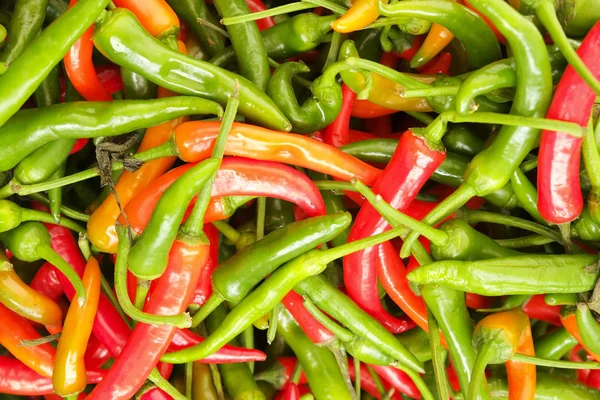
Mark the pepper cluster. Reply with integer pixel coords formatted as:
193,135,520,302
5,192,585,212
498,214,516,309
0,0,600,399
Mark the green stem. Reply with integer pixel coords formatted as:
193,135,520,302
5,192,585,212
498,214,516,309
583,117,600,188
536,2,600,96
405,111,435,125
323,31,344,72
191,293,224,327
427,309,450,400
467,341,493,400
241,325,255,373
19,332,61,347
182,87,239,237
344,57,429,90
402,86,459,99
185,361,193,399
222,2,315,25
366,365,386,396
321,61,374,99
400,366,435,400
352,179,449,246
148,368,187,400
256,197,266,241
291,360,304,384
302,0,347,15
21,208,85,234
27,193,90,222
211,220,242,244
511,353,600,369
37,245,86,304
266,303,280,345
114,225,192,328
353,358,361,399
135,280,150,312
303,297,354,342
314,180,357,192
495,235,555,249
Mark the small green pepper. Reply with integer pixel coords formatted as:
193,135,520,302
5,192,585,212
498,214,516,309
575,303,600,355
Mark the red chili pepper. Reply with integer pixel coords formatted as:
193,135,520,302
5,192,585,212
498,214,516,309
416,52,452,75
282,290,335,345
279,382,301,400
83,335,112,369
370,365,420,399
561,314,600,364
344,131,446,333
322,84,356,147
94,64,124,95
29,262,64,302
348,361,403,400
0,356,104,396
246,0,276,31
537,22,600,224
522,294,562,326
570,345,591,384
64,0,113,102
587,369,600,389
465,292,494,310
125,158,326,236
112,0,180,38
394,35,423,62
190,223,220,305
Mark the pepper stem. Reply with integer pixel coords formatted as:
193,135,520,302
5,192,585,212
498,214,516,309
402,86,460,99
344,57,430,91
20,208,85,234
222,2,314,25
511,353,600,369
495,234,554,249
352,179,449,246
321,61,374,99
399,366,436,400
400,184,477,258
427,309,450,400
36,245,86,304
114,225,192,328
148,368,187,400
536,2,600,96
467,340,494,400
303,296,354,342
191,293,224,327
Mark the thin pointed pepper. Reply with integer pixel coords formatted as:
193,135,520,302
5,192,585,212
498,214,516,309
323,84,356,148
0,303,56,378
53,257,101,396
537,21,600,224
281,290,335,345
30,262,64,302
0,251,62,333
343,130,445,333
0,0,49,66
332,0,389,33
534,327,578,361
410,0,456,69
400,0,553,256
0,0,111,127
190,223,219,305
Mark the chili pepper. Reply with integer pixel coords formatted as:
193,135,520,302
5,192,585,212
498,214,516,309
469,309,535,400
575,303,600,355
205,303,265,400
264,198,296,234
416,51,452,75
0,222,86,301
0,0,49,66
522,295,562,326
193,213,349,325
0,251,62,332
411,19,455,68
0,303,56,378
34,65,60,108
534,327,579,360
379,1,500,69
0,0,110,127
0,97,222,174
113,0,179,38
244,0,275,30
192,362,219,400
122,68,158,100
322,84,356,147
463,0,505,44
343,130,445,333
84,335,112,369
30,262,64,302
0,200,84,233
407,253,600,295
489,371,600,399
537,22,600,224
190,223,219,305
281,290,335,345
164,225,424,369
211,13,335,67
400,0,553,256
553,0,600,37
165,0,226,57
277,308,354,400
93,8,290,131
332,0,388,33
53,256,101,396
267,61,342,133
0,356,105,396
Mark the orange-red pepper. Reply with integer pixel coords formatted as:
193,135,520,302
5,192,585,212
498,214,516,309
112,0,180,38
411,14,456,68
561,312,600,363
53,257,101,396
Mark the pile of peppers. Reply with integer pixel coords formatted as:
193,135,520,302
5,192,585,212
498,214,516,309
2,0,600,399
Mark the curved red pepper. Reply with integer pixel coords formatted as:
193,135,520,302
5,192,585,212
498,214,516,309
0,356,105,396
343,131,446,333
322,84,356,147
370,364,420,399
348,361,403,400
125,157,326,235
83,335,112,369
394,35,423,62
246,0,276,31
537,22,600,224
282,290,335,345
29,262,64,302
416,52,452,75
522,294,561,326
190,223,220,305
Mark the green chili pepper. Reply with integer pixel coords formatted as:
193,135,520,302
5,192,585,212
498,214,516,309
166,0,226,57
308,172,349,247
441,126,485,158
267,61,342,133
0,221,86,301
510,168,546,224
211,13,335,66
213,0,270,91
546,293,579,306
45,0,67,24
34,64,60,107
192,212,352,325
378,0,500,69
487,372,600,400
534,327,579,361
576,302,600,354
127,159,220,280
205,304,265,400
264,198,295,234
121,68,157,100
13,139,77,185
339,140,517,209
397,328,432,364
354,27,383,62
0,199,84,234
408,254,600,295
277,307,354,400
0,0,49,66
92,8,291,131
426,76,511,115
0,0,110,127
0,97,222,174
555,0,600,37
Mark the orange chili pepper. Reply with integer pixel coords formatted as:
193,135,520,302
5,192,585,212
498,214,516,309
112,0,180,38
410,1,457,68
561,312,600,363
53,257,101,396
0,258,62,334
0,303,56,378
87,42,188,254
332,0,389,33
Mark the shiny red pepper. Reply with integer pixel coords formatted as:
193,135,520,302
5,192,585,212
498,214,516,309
322,84,357,147
343,131,446,333
282,290,335,345
416,52,452,75
190,223,220,305
537,22,600,224
522,294,562,326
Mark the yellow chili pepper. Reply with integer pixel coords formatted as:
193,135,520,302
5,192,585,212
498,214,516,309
411,23,455,68
332,0,389,33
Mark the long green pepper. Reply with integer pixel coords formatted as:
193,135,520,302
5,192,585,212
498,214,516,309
0,0,50,66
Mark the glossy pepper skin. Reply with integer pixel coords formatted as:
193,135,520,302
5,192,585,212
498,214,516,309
0,97,222,173
210,13,335,66
332,0,388,33
0,0,49,66
0,0,111,127
344,131,445,333
213,0,270,91
113,0,180,38
537,21,600,224
92,9,291,131
268,61,342,134
379,1,501,69
53,257,101,396
561,311,600,363
488,372,600,400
